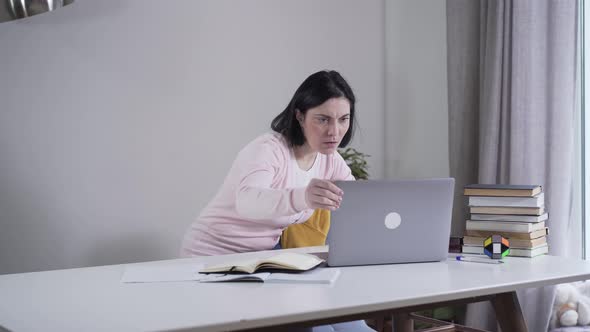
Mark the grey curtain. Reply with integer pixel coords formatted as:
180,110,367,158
447,0,578,331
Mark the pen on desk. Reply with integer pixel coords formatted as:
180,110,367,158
456,256,503,264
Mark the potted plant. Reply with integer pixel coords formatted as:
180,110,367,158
338,147,370,180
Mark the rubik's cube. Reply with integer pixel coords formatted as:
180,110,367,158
483,235,510,259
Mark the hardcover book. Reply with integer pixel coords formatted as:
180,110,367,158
464,184,542,197
462,244,549,258
465,220,546,233
469,206,544,216
464,227,549,240
468,193,544,208
463,235,547,249
470,213,548,223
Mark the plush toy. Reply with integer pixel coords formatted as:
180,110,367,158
551,282,590,328
575,282,590,326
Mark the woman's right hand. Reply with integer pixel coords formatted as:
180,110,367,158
305,179,343,211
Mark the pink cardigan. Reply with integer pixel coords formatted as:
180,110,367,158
180,132,354,256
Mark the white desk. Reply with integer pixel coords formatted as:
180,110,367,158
1,246,590,332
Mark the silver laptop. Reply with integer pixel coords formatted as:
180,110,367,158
326,178,455,267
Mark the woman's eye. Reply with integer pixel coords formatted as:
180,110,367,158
318,118,328,123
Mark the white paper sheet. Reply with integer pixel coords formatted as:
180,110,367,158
266,268,341,284
121,263,205,283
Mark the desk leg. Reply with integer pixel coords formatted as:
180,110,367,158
393,313,413,332
490,291,528,332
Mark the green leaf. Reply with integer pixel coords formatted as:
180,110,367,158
337,147,370,180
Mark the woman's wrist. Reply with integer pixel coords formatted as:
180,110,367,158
292,187,309,212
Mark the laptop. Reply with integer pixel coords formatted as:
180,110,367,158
326,178,455,267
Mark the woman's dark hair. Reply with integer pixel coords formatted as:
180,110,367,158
271,70,356,147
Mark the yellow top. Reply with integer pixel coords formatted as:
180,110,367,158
281,209,330,248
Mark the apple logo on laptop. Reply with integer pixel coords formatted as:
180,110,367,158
384,212,402,229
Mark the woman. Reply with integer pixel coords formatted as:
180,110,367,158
181,70,373,331
181,70,357,257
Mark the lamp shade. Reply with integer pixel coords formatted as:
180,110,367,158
1,0,74,23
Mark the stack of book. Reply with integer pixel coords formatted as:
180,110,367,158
461,184,549,258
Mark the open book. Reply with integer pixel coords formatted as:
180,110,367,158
200,252,324,274
200,268,340,284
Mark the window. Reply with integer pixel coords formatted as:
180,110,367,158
582,0,588,259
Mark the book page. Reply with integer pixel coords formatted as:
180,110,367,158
199,272,271,283
198,269,340,284
257,253,323,271
201,258,260,274
267,268,340,284
201,252,324,274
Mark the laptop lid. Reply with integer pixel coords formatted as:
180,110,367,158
326,178,455,267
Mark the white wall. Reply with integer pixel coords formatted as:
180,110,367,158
384,1,449,179
0,0,386,274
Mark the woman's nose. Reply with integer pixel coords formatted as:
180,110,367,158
327,122,338,136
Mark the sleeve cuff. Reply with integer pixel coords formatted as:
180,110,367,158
292,187,309,212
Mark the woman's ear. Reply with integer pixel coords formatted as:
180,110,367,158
295,109,304,123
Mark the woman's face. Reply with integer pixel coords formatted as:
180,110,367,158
297,97,351,155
